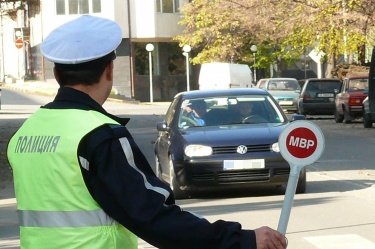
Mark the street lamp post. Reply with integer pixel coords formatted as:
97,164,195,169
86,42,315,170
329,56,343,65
250,45,258,84
182,45,191,91
146,43,154,103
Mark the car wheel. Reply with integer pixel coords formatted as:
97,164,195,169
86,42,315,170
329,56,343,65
363,107,373,128
169,156,189,199
334,108,344,123
155,154,163,180
296,168,307,194
343,108,352,124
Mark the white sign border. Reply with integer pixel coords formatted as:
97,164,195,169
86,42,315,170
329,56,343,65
279,120,325,167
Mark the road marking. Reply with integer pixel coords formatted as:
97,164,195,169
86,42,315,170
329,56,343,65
0,198,17,205
305,234,375,249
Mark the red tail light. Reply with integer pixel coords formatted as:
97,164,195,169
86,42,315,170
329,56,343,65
349,97,362,105
303,94,311,99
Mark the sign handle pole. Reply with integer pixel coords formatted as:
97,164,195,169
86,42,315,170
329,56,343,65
277,163,301,235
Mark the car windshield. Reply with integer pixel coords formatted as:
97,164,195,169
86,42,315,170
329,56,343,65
178,95,285,128
267,79,300,91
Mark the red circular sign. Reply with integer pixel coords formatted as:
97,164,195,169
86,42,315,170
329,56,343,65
15,39,23,49
285,127,317,158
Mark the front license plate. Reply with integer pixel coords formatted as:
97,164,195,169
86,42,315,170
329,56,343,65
279,101,293,105
317,93,334,97
223,159,265,170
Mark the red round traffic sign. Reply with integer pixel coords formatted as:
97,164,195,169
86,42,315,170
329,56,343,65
286,127,317,159
15,39,23,49
279,120,324,167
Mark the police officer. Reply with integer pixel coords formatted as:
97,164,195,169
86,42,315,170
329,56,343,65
7,15,287,249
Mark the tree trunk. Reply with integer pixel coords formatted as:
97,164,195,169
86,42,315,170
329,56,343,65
325,54,336,78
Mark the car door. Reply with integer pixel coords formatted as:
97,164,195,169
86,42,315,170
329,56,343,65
335,78,348,114
156,97,180,173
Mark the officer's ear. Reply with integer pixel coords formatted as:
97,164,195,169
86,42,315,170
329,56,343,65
53,67,61,84
104,60,114,81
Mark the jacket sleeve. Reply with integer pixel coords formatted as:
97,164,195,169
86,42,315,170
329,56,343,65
78,124,256,249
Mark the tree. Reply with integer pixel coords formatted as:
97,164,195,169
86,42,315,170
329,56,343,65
175,0,254,65
175,0,375,77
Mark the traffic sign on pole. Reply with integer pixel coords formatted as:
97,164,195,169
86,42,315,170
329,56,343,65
277,120,325,235
15,39,23,49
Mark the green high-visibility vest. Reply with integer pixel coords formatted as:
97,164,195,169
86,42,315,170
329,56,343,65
7,108,137,249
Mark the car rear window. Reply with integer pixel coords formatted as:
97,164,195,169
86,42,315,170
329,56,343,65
268,79,300,91
306,81,341,92
348,78,368,92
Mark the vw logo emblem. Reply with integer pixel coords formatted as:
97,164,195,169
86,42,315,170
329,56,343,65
237,145,247,154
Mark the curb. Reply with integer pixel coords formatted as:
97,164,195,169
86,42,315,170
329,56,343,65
0,82,172,106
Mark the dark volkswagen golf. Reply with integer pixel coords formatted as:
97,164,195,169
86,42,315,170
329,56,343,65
154,88,306,199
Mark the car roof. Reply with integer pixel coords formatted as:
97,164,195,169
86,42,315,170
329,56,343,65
174,88,269,100
267,78,298,81
304,78,341,82
344,75,368,79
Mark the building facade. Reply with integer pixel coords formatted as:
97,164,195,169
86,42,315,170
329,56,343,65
2,0,197,102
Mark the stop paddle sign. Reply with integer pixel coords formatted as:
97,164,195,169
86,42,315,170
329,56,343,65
277,120,325,235
279,120,324,167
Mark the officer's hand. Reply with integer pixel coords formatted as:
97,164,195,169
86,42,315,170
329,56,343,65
254,226,287,249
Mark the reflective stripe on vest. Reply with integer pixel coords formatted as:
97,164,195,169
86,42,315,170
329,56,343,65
8,108,138,249
19,209,118,227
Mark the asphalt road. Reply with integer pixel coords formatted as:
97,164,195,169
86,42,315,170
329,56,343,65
2,88,375,249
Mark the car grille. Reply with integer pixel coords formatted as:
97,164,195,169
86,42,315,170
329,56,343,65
191,168,289,183
212,144,270,154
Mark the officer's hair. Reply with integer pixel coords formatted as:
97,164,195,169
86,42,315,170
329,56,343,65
54,51,116,86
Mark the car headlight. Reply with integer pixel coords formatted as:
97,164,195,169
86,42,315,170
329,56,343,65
184,145,213,157
271,142,280,152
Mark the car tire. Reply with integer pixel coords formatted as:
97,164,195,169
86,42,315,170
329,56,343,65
169,156,189,199
343,109,352,124
363,107,373,128
334,108,344,123
296,168,307,194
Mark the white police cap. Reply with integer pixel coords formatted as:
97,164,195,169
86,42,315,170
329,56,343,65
41,15,122,64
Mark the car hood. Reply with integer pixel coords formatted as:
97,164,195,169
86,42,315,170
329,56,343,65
180,123,288,146
268,90,299,99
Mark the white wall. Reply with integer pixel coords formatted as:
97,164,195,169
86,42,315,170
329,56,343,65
130,0,184,39
41,0,118,39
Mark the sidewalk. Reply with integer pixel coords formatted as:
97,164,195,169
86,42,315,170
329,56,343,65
0,80,148,104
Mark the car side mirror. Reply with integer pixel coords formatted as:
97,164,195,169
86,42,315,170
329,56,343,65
289,114,306,122
156,122,169,131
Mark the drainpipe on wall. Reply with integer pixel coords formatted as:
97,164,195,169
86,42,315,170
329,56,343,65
0,10,5,82
127,0,135,98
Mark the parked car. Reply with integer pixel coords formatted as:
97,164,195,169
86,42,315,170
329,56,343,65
154,88,306,199
334,75,368,123
256,78,269,87
256,78,300,113
297,78,342,115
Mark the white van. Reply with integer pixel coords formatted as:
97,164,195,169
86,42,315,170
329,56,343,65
198,62,253,90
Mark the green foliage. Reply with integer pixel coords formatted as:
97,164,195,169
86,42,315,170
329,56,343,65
174,0,375,74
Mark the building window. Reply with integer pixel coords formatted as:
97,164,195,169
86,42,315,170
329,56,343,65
156,0,181,13
166,43,185,75
56,0,65,15
56,0,101,15
69,0,89,14
134,43,159,76
92,0,101,13
173,0,180,12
